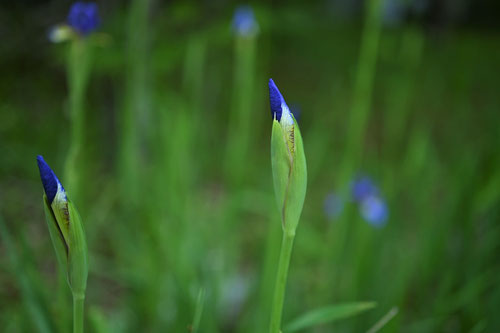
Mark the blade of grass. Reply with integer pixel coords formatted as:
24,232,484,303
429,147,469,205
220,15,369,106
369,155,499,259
284,301,376,332
191,288,206,333
366,307,399,333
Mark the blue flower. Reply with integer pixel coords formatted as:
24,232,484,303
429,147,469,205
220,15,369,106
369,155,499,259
232,6,259,37
382,0,406,26
67,2,100,36
324,192,344,220
360,195,388,227
268,79,293,123
351,176,379,202
36,155,66,204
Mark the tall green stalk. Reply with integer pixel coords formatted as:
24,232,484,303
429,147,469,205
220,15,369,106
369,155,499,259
225,34,257,186
64,39,92,204
61,38,91,332
119,0,151,206
73,295,85,333
269,231,295,333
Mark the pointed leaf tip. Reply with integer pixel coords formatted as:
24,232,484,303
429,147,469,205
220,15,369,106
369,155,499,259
269,78,286,122
36,155,63,204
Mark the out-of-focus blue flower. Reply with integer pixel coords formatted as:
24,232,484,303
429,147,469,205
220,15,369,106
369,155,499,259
268,78,292,123
382,0,406,26
36,155,66,204
232,5,259,37
67,2,100,36
360,195,388,227
324,192,344,220
351,176,379,202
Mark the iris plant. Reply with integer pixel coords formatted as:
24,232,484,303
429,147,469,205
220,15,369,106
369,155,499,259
48,2,101,204
37,156,88,333
49,2,100,43
225,5,259,185
268,79,307,333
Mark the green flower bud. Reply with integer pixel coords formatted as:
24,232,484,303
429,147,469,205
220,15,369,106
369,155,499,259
269,79,307,234
37,156,88,297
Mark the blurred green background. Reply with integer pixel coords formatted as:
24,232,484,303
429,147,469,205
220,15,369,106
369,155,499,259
1,0,500,332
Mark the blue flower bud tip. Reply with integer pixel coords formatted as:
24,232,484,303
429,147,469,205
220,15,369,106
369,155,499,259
36,155,64,204
67,2,100,36
269,78,288,122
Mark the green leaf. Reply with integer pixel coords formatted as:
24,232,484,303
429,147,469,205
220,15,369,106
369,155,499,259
283,117,307,234
284,302,377,332
271,116,307,234
366,307,398,333
271,119,291,228
67,200,88,297
192,288,206,333
43,194,68,275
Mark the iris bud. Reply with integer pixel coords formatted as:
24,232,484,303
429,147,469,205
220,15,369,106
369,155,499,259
37,155,88,297
269,79,307,234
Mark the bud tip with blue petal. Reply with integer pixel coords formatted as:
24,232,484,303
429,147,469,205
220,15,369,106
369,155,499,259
37,155,64,204
269,78,288,122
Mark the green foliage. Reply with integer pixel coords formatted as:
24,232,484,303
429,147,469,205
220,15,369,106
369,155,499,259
191,289,206,333
284,302,376,332
1,1,499,332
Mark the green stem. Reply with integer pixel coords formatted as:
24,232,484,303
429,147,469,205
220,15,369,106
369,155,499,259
73,294,85,333
269,231,295,333
225,35,256,186
65,39,91,203
119,0,151,206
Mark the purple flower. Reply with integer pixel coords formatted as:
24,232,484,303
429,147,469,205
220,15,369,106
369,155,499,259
351,176,379,202
36,155,65,204
232,6,259,37
268,79,292,122
324,192,344,220
67,2,100,36
360,196,388,227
